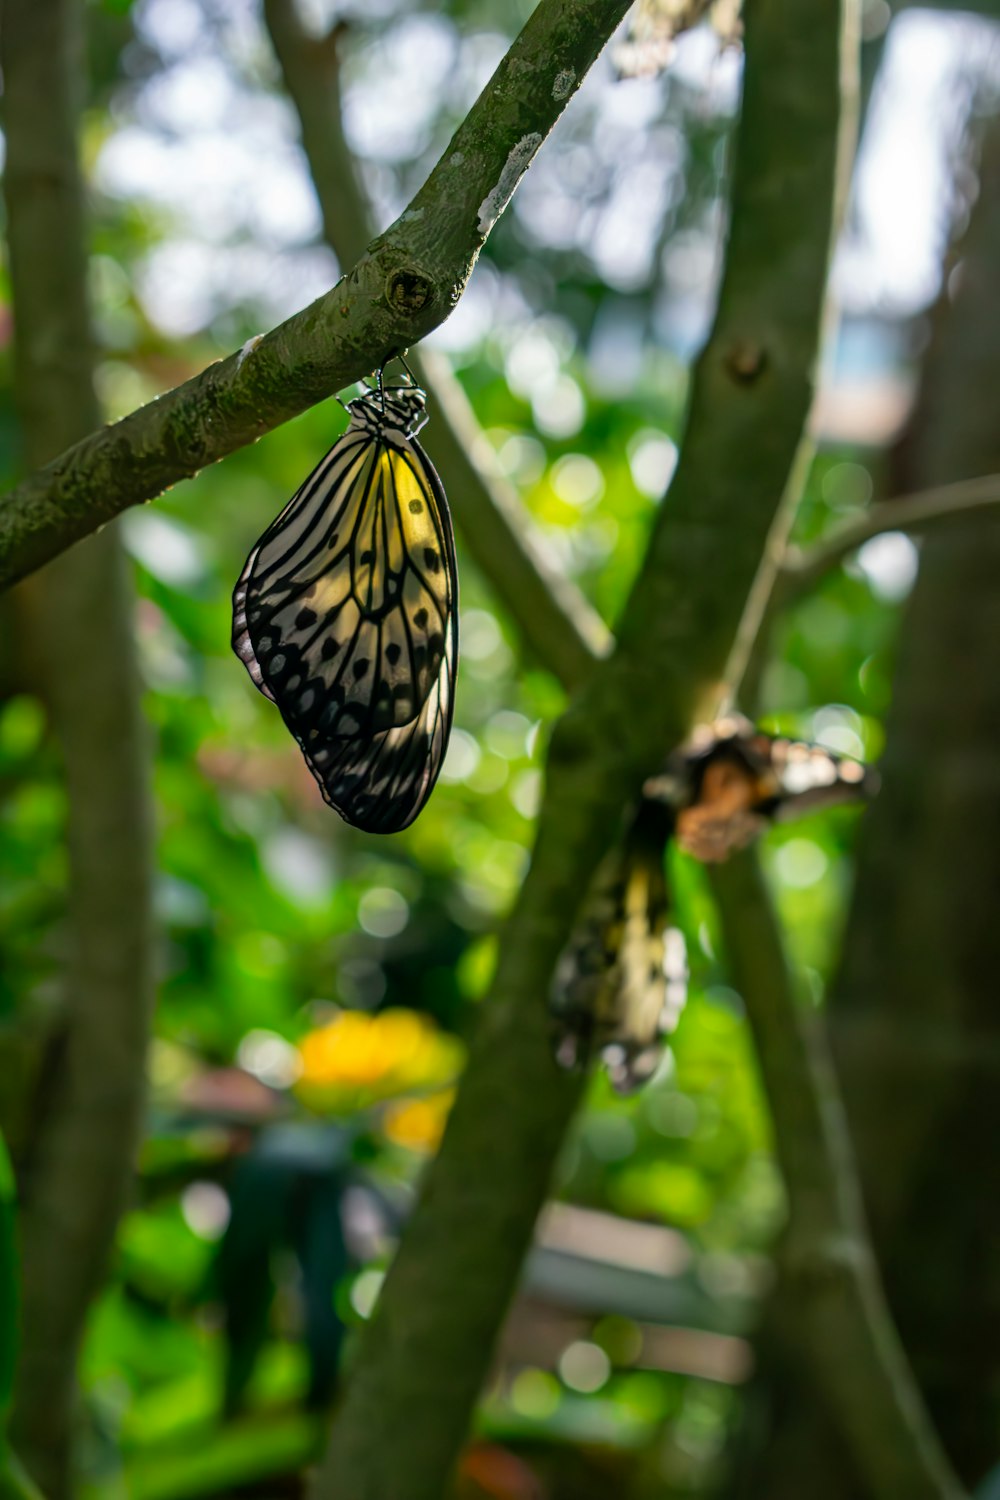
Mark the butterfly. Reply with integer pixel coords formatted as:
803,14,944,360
644,713,878,862
551,796,688,1093
233,372,458,834
551,714,877,1090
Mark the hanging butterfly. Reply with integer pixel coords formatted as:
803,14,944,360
232,367,458,834
551,797,688,1093
551,714,877,1091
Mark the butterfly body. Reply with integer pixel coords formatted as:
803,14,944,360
233,382,458,833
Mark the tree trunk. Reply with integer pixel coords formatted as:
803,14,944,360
1,2,154,1493
741,112,1000,1498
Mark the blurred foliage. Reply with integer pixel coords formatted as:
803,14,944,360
0,0,990,1495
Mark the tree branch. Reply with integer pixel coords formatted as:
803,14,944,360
0,0,634,594
733,470,1000,711
1,2,154,1494
312,2,858,1495
0,1134,43,1500
262,0,610,690
777,472,1000,604
710,851,965,1500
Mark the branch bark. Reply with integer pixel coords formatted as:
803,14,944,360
0,0,634,594
262,0,610,690
711,853,965,1500
1,2,154,1494
311,3,857,1496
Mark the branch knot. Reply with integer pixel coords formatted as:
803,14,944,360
725,341,767,384
386,267,435,316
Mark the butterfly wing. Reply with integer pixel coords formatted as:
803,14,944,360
755,735,876,818
300,439,457,834
233,423,458,833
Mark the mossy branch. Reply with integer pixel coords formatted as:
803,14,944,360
0,0,634,593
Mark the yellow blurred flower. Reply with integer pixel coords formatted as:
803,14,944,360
295,1008,464,1111
383,1091,454,1152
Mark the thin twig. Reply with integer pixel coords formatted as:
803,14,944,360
734,471,1000,710
777,472,1000,604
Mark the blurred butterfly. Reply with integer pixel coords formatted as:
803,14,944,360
551,714,877,1091
551,797,688,1093
644,713,879,862
233,369,458,834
